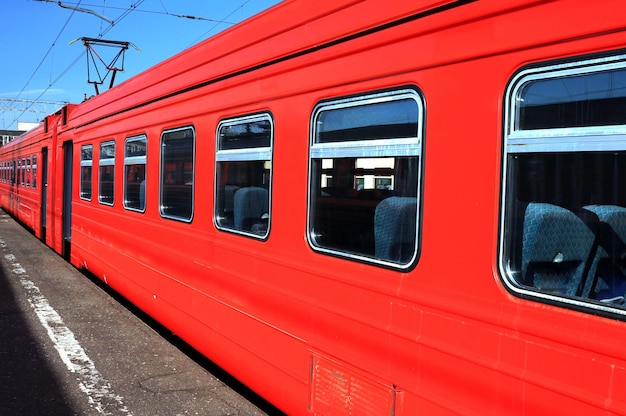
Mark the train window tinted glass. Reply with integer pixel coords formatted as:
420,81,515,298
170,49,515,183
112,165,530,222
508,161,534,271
308,89,423,269
124,135,147,212
215,113,272,239
26,157,31,188
99,141,115,205
20,158,25,186
160,127,194,222
317,99,418,143
32,155,36,189
502,54,626,318
218,117,272,150
80,145,93,200
517,67,626,130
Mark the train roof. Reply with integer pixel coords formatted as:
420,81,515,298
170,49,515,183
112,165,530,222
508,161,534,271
67,0,469,126
0,123,45,151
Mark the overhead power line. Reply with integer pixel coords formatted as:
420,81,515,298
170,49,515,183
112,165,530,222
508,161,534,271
56,1,114,24
0,98,69,114
6,0,251,129
4,0,145,129
36,1,236,24
0,0,81,121
0,98,69,129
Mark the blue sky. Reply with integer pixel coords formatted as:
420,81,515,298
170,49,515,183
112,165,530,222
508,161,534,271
0,0,281,129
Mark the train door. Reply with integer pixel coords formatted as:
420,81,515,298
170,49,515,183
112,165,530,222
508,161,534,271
62,141,72,260
40,147,48,243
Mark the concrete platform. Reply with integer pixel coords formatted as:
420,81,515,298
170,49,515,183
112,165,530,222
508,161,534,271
0,210,282,416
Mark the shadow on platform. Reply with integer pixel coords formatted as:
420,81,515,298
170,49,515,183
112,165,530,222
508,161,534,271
0,259,75,415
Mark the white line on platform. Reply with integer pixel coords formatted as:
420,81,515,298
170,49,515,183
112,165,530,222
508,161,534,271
0,238,132,415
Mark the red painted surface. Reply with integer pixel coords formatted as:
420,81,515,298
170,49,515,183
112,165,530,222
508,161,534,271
2,1,626,414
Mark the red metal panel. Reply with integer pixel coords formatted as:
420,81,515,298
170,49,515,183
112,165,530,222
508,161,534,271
310,353,397,416
3,1,626,415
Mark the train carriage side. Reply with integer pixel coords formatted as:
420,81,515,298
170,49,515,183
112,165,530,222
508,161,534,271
0,123,51,239
27,0,626,415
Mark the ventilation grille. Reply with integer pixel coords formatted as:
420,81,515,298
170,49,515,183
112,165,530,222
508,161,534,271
309,353,397,415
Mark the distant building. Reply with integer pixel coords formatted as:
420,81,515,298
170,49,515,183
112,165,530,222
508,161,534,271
17,121,40,131
0,129,26,146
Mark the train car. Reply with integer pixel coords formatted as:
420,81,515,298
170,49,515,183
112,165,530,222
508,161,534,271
0,121,48,238
3,0,626,414
0,105,78,254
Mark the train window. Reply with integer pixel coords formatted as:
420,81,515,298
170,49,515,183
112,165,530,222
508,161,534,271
160,126,194,222
26,157,31,188
32,155,36,190
215,113,273,239
99,141,115,205
80,145,93,200
501,53,626,317
124,135,147,212
20,158,25,186
308,88,424,269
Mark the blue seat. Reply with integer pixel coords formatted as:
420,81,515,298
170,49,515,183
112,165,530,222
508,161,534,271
374,196,417,263
521,202,596,296
583,205,626,301
233,187,269,232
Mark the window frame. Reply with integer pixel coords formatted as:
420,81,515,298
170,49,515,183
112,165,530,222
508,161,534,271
98,140,116,206
214,112,274,239
159,126,195,223
500,52,626,318
25,156,31,188
123,134,147,213
80,144,93,201
32,155,37,189
307,87,425,270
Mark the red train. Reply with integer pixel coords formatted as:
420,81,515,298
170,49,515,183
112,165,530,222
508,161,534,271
2,0,626,414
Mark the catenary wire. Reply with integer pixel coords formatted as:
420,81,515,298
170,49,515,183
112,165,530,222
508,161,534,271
0,1,82,121
6,0,146,129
